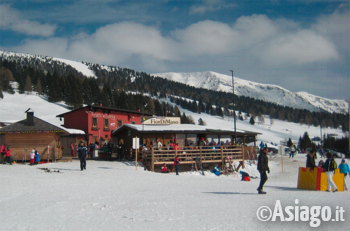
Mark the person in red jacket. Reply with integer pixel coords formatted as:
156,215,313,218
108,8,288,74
70,142,75,157
161,163,169,173
4,146,12,165
174,155,180,175
0,144,6,163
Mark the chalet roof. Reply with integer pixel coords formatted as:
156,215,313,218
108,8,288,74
56,105,153,117
112,124,260,136
0,116,70,134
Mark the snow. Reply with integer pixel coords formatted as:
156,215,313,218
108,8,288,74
0,83,349,230
0,91,84,134
0,155,348,230
153,71,348,114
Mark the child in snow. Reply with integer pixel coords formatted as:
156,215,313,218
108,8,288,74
161,163,169,173
30,150,35,165
34,148,40,165
212,165,220,176
338,159,350,191
240,171,251,181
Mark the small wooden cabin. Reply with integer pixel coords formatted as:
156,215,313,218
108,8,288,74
0,110,69,161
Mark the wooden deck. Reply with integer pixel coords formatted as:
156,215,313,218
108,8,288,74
141,146,245,172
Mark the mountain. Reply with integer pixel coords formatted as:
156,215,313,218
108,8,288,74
0,50,347,114
152,71,348,114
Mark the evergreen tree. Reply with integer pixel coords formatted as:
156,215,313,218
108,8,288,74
36,78,43,95
154,99,163,116
24,75,32,93
287,138,293,147
198,118,207,126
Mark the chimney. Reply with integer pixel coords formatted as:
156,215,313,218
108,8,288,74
25,108,34,126
137,108,141,112
99,102,103,107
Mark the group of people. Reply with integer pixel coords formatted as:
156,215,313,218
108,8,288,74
1,144,12,165
29,148,40,165
306,148,350,192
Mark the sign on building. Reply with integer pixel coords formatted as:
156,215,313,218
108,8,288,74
141,117,181,125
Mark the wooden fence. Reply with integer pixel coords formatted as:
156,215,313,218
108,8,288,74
141,146,245,172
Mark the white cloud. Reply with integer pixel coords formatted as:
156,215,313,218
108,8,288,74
0,4,57,37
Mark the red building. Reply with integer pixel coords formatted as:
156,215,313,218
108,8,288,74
56,104,152,145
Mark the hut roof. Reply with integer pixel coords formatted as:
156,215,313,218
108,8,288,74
0,116,76,134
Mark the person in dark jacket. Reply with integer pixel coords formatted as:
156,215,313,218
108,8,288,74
77,142,88,171
117,139,125,160
323,152,338,192
257,147,269,194
306,149,317,168
107,139,114,158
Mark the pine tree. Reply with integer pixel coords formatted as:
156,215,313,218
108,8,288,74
287,138,293,147
36,78,43,95
24,75,32,93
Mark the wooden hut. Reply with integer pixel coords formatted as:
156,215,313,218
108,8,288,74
0,109,70,161
112,124,260,172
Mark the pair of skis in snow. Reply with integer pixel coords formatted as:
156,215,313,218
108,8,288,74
191,156,204,175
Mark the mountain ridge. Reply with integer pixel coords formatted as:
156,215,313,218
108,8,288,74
152,71,348,114
0,50,347,114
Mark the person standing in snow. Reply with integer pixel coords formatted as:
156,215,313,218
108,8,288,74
77,142,88,171
323,152,338,192
34,148,40,165
3,146,12,165
107,139,114,158
259,141,264,150
30,149,35,165
174,155,180,175
289,145,296,158
117,139,125,160
257,147,269,194
306,149,317,168
338,159,350,191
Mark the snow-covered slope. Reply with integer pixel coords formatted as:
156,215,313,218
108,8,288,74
0,88,345,145
153,71,348,114
0,51,96,78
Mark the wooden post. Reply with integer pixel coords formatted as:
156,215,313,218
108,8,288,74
220,146,223,161
135,136,138,171
242,145,245,160
151,147,154,172
281,145,283,173
199,146,202,162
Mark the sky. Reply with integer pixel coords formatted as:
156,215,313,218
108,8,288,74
0,0,349,100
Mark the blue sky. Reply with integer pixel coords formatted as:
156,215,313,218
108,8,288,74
0,0,349,100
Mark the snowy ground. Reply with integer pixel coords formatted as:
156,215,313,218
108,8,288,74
1,155,349,231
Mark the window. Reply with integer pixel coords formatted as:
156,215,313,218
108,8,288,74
118,120,123,128
104,119,109,130
131,121,136,124
92,118,98,130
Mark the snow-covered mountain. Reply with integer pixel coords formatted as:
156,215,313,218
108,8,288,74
152,71,348,114
1,50,347,114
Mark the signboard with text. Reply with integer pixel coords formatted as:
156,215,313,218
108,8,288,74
141,117,181,125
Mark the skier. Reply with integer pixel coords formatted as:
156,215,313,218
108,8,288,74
289,145,296,158
257,147,269,194
77,142,88,171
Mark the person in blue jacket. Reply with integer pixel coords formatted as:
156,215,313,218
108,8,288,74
212,165,220,176
34,148,40,165
77,142,88,171
339,159,350,191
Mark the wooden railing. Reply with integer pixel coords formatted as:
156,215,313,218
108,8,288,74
141,146,243,171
